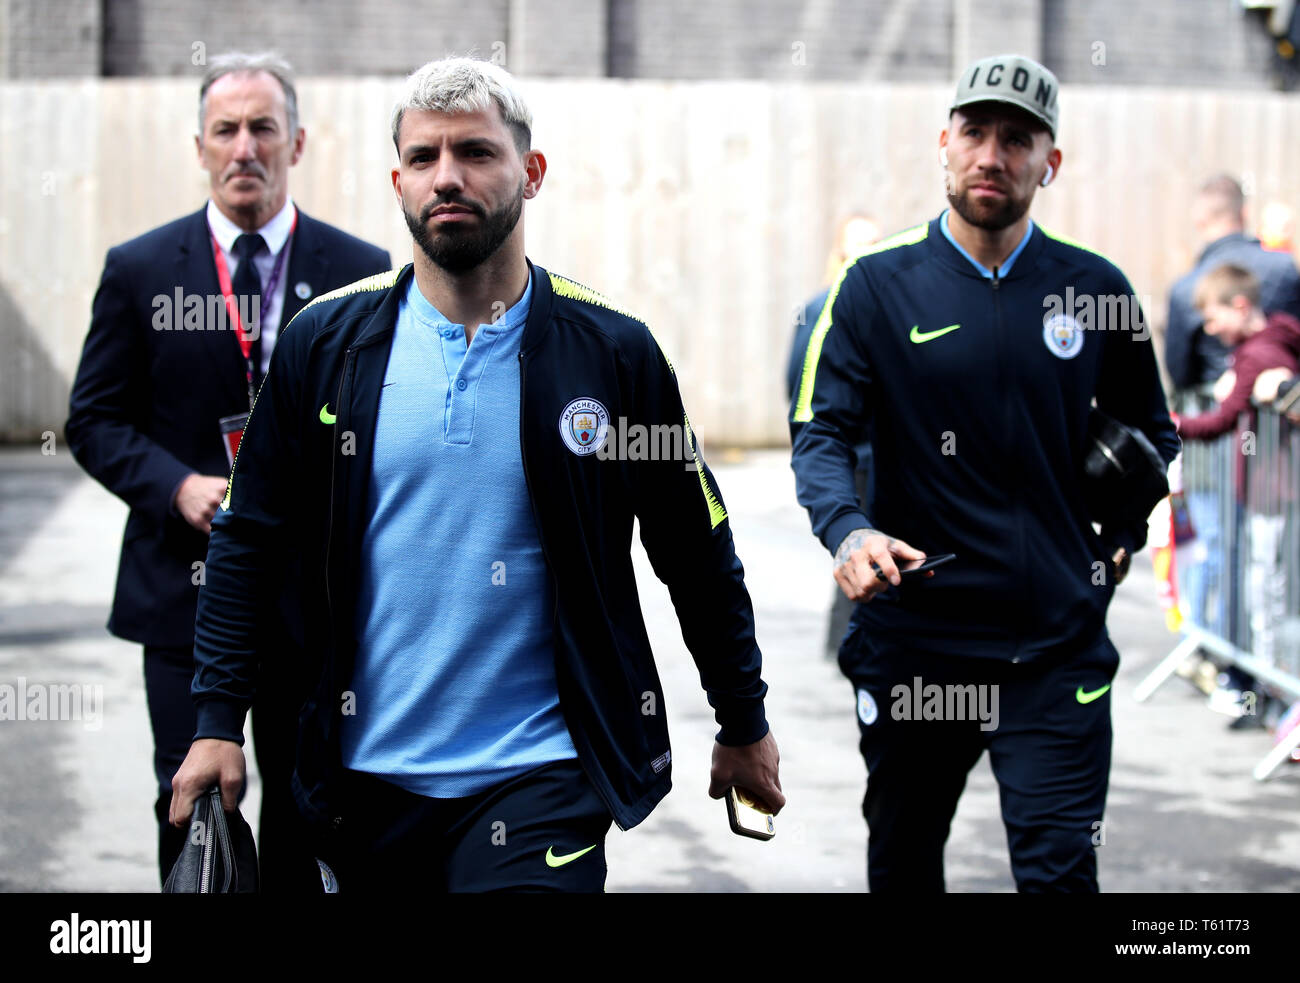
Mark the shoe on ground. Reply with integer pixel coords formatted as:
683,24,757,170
1228,708,1267,731
1207,687,1246,718
1223,690,1267,730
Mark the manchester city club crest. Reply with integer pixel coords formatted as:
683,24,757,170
558,396,610,456
1042,312,1084,359
317,859,339,893
857,688,879,727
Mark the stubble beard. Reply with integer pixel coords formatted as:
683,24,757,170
404,182,525,275
947,182,1031,232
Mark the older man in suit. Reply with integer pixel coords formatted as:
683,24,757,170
66,51,390,891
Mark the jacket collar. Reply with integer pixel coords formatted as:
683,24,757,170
283,208,327,323
205,197,296,256
176,203,321,324
1198,231,1257,265
351,262,414,349
176,206,217,276
520,259,554,355
174,207,246,396
352,258,555,352
927,213,1046,281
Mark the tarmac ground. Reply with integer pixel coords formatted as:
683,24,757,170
1,444,1297,892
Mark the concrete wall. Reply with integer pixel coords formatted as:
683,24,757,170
1042,0,1285,89
606,0,953,81
1,0,100,77
2,0,1294,89
3,77,1299,443
100,0,511,77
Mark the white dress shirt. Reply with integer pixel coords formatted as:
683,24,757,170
205,197,296,375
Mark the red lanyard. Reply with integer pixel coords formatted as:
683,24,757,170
210,208,298,408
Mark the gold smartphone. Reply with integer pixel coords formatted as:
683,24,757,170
725,786,775,841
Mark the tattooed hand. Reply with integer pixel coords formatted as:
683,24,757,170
832,527,927,602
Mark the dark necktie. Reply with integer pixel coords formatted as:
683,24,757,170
232,233,266,384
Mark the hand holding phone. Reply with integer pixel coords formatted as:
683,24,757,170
725,786,775,841
835,528,927,601
896,552,956,577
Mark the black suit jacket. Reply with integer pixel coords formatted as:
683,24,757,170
66,205,391,647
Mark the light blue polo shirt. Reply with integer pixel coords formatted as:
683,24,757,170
940,209,1034,277
341,274,577,797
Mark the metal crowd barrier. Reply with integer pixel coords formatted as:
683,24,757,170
1134,389,1300,780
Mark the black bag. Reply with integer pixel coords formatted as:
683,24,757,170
1081,407,1170,528
162,786,259,893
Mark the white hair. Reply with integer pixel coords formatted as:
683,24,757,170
391,57,533,155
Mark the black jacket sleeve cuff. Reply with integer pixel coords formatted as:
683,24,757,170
193,699,248,746
715,701,770,747
825,511,872,557
1101,523,1142,558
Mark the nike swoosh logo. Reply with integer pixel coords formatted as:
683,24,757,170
545,844,596,868
1076,684,1111,704
319,403,336,425
910,323,962,344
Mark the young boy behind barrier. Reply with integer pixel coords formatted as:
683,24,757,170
1177,262,1300,708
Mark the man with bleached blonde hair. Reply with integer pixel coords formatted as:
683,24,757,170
170,56,783,893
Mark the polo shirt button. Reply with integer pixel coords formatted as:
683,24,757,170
456,378,467,391
443,329,454,339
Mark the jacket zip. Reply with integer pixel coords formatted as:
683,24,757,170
322,349,353,828
323,351,352,652
517,348,627,831
991,265,1025,662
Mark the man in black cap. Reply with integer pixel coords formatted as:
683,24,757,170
791,54,1179,892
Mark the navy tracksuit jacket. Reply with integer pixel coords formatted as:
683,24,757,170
191,262,770,835
791,217,1181,664
790,215,1180,891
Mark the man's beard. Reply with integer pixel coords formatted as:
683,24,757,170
403,184,523,274
947,182,1030,232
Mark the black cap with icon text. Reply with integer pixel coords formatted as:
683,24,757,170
951,54,1060,139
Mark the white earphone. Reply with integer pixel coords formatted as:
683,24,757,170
1041,164,1054,187
939,147,949,168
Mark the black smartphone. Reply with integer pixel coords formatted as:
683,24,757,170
898,553,956,577
725,787,775,841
